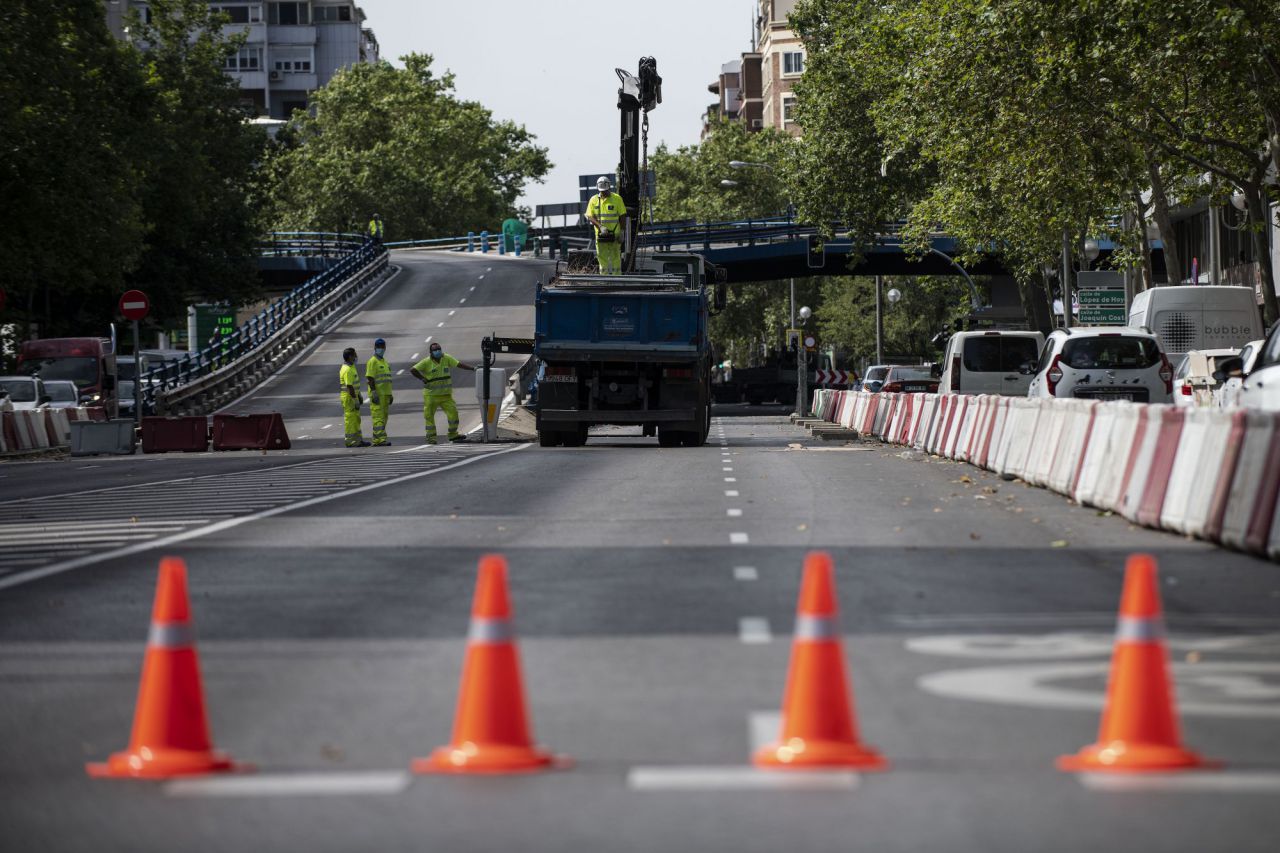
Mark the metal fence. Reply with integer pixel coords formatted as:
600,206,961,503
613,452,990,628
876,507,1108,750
141,240,390,415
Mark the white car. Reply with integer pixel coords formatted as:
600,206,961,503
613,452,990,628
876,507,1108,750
862,365,890,393
1026,328,1172,403
0,376,50,411
1171,348,1238,408
939,330,1045,396
1238,328,1280,412
1215,338,1264,408
42,380,81,410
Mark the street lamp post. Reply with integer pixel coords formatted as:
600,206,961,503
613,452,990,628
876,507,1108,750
796,305,812,417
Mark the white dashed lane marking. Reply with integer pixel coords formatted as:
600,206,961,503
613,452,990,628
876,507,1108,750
725,477,737,483
734,566,758,581
727,509,743,518
448,310,456,317
725,490,739,497
730,532,749,545
437,322,445,328
738,618,772,644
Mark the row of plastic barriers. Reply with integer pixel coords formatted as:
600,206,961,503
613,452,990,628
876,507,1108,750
812,389,1280,561
0,410,290,455
0,407,105,454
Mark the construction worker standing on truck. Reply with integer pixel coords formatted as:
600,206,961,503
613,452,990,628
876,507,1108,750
366,338,393,446
586,176,627,274
410,343,477,444
340,347,369,448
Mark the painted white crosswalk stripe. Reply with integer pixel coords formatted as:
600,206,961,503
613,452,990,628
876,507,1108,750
0,445,506,585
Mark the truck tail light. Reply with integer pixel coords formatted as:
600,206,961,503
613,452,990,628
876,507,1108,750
1159,355,1173,394
1046,355,1064,396
950,356,961,391
663,367,693,379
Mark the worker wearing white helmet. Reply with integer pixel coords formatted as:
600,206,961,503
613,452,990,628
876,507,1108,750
585,176,627,274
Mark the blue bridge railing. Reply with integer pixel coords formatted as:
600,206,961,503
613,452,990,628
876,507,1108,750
140,240,386,410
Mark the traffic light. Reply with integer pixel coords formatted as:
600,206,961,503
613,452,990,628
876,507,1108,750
806,234,824,269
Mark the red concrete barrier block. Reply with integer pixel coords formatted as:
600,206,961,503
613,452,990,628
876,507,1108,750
1135,408,1186,528
211,413,291,451
141,416,210,453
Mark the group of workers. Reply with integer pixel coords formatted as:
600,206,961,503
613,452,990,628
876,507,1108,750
339,338,477,448
335,180,622,448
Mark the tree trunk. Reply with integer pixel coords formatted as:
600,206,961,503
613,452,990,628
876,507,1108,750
1247,184,1279,328
1132,190,1152,293
1147,157,1182,285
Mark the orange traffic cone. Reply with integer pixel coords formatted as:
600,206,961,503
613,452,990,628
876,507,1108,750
87,557,244,779
754,552,887,770
1058,554,1216,773
412,554,565,774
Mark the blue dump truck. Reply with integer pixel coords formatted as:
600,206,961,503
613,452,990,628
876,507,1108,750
534,252,725,448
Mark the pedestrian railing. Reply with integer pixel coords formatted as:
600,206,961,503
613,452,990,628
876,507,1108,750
142,241,391,416
258,231,369,257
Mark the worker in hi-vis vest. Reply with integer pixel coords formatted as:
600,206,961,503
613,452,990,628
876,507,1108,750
586,176,627,274
339,347,369,448
410,343,477,444
368,213,384,243
366,337,393,446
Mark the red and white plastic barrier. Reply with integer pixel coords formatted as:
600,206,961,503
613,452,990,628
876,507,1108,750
807,388,1280,562
0,407,101,454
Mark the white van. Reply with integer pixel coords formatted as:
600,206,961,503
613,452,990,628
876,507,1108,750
1127,285,1261,363
939,330,1046,395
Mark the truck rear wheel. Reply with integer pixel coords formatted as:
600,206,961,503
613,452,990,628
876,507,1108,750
657,428,681,447
562,424,588,447
538,430,562,447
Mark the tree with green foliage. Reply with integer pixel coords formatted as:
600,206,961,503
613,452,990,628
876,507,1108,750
818,276,970,366
127,0,267,323
650,120,794,223
0,0,150,339
262,54,550,239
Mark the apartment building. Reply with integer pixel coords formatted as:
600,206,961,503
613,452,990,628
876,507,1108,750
756,0,804,135
104,1,379,119
703,53,763,138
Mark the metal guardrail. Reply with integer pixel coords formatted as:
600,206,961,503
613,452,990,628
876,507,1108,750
258,231,368,257
142,242,391,416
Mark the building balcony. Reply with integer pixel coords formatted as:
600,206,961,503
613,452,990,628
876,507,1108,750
228,70,268,89
269,24,317,44
223,23,266,43
270,71,317,90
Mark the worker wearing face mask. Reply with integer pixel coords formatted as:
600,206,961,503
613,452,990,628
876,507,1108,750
409,344,477,444
339,347,369,448
366,338,393,446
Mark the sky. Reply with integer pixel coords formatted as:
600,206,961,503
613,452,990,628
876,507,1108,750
368,0,757,218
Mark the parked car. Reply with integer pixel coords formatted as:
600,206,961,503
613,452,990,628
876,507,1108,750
881,365,940,394
1127,285,1261,364
1235,325,1280,412
1171,348,1239,408
0,375,50,411
862,365,890,393
42,380,81,410
1215,338,1264,408
939,330,1046,396
1026,328,1172,403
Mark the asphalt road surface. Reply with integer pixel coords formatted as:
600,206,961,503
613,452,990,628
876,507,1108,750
2,252,1278,853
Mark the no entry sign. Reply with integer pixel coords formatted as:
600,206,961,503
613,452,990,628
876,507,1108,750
119,290,150,321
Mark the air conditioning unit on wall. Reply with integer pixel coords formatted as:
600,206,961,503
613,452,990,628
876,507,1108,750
269,70,282,81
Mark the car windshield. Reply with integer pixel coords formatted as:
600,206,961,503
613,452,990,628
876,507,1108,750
23,356,98,386
889,367,933,380
1062,337,1161,370
45,382,77,403
963,337,1041,372
0,379,36,402
865,367,888,382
